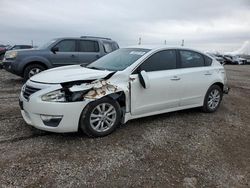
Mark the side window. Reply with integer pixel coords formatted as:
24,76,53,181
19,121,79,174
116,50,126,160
79,40,99,52
54,40,76,52
204,55,212,66
140,50,177,72
103,42,113,53
180,50,205,68
112,43,119,50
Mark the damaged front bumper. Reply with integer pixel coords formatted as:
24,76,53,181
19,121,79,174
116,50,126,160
19,88,90,133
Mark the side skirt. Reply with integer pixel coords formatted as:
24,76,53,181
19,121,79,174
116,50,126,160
123,103,203,123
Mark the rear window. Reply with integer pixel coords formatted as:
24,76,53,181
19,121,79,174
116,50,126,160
103,42,114,53
180,50,205,68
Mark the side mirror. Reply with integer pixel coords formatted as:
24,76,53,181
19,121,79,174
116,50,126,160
51,46,59,54
138,70,150,89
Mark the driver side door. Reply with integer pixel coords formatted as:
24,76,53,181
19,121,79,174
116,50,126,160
49,39,79,67
130,50,181,116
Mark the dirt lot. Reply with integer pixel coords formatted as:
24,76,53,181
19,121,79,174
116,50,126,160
0,65,249,188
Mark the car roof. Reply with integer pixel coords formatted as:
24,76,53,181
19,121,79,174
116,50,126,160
124,45,205,54
54,37,116,42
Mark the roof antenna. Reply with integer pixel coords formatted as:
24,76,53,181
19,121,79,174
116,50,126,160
181,39,184,47
138,37,142,45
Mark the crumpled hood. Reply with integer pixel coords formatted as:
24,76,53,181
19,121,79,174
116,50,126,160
30,65,113,84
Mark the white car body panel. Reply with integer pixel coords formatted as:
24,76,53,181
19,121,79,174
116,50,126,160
130,70,180,116
19,46,227,133
31,65,113,84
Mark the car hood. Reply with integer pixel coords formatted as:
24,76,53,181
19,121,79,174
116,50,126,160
30,65,113,84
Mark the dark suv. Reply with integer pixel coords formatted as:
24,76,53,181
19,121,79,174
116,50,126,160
2,36,119,80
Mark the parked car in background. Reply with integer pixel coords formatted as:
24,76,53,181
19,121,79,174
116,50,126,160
0,45,33,60
7,45,33,51
239,54,250,64
224,55,247,65
0,45,7,60
0,45,7,68
206,53,225,64
19,46,229,137
2,36,119,80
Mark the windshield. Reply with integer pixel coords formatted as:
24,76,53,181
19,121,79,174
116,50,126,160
86,48,150,71
39,39,57,49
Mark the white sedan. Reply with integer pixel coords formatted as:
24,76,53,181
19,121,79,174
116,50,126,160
19,46,229,137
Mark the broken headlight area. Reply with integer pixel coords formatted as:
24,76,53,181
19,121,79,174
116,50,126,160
66,89,90,102
41,89,90,102
41,90,66,102
52,77,119,102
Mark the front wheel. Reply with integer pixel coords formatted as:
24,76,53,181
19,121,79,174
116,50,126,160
202,85,223,113
79,97,121,137
23,64,46,81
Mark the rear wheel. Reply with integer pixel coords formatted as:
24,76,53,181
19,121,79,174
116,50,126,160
202,85,223,113
23,64,46,81
79,97,121,137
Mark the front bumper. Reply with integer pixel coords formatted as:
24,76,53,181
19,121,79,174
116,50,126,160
2,59,22,76
2,60,15,73
19,89,90,133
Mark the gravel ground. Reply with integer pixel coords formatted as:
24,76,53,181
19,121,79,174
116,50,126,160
0,65,249,188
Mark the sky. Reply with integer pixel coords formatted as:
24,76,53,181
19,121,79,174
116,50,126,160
0,0,250,52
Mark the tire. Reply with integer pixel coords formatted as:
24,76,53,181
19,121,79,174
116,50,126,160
202,85,223,113
23,64,46,81
79,97,121,137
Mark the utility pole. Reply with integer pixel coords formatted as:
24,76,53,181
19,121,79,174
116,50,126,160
164,40,167,45
31,40,33,47
138,37,141,45
181,39,184,47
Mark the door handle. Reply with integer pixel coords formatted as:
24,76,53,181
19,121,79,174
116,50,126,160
170,76,181,81
71,54,75,58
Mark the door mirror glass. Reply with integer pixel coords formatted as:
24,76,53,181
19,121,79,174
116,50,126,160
138,70,150,89
51,46,59,54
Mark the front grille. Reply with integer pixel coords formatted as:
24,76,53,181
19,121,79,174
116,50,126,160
23,85,41,100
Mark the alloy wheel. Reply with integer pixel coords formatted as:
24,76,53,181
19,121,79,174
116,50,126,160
207,89,221,110
29,68,42,78
89,103,117,132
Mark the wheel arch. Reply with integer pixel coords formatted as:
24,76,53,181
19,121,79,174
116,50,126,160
106,91,126,109
210,82,224,92
22,61,48,76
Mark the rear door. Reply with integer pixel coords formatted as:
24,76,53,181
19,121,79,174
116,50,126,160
78,40,101,66
49,39,79,66
130,50,181,116
177,50,214,106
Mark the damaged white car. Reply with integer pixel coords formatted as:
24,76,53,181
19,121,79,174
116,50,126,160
19,46,229,137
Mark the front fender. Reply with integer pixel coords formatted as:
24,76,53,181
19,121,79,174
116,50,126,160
18,56,53,72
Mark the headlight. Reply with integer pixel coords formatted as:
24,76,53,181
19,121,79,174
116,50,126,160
5,51,18,59
41,90,66,102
